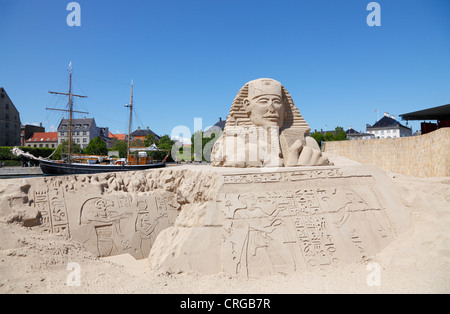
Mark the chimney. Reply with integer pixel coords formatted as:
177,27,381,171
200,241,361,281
219,117,222,122
138,126,141,131
147,126,149,131
40,122,43,127
384,112,389,118
391,115,396,120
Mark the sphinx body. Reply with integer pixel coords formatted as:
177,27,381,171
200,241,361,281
211,78,330,168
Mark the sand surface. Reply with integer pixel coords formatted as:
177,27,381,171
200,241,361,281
0,157,449,294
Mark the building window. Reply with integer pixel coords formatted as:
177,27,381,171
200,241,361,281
83,138,87,143
83,131,87,136
52,144,55,148
5,103,9,109
39,144,43,148
5,114,9,120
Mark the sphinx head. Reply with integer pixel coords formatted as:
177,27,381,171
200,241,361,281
243,79,287,128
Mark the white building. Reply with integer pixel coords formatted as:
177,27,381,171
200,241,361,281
366,113,412,139
57,118,109,149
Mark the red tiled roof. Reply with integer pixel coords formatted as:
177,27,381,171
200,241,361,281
109,133,126,141
26,132,58,143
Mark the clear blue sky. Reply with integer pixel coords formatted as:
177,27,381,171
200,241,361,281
1,0,449,139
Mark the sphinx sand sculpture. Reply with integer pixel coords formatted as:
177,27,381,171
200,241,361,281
211,78,329,168
0,79,411,278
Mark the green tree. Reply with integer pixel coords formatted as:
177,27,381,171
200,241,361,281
311,126,348,148
334,126,347,141
311,132,325,148
191,131,219,162
155,135,175,161
109,140,128,158
130,139,145,148
144,134,157,147
323,132,335,142
83,137,108,156
52,140,82,160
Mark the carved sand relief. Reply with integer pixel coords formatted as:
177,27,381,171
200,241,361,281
72,194,175,259
33,181,70,237
219,168,395,277
23,170,220,260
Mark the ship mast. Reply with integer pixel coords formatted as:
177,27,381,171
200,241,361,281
48,63,88,163
125,80,134,163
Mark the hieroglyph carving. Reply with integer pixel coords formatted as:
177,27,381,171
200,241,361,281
220,170,394,278
34,181,70,237
75,194,174,259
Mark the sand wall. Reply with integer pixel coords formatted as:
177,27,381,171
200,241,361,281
323,128,450,178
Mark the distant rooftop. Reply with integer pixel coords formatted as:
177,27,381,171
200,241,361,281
205,117,226,135
131,127,160,139
367,115,410,130
26,132,58,142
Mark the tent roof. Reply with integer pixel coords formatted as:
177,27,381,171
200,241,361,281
400,104,450,121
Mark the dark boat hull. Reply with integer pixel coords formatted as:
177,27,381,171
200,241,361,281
39,159,166,175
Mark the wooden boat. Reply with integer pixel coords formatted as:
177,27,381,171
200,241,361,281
35,64,167,175
39,159,165,175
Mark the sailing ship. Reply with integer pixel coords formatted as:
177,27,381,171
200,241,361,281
18,64,167,175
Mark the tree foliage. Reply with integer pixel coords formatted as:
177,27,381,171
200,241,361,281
154,135,174,162
52,140,82,160
311,126,348,148
191,131,218,162
83,137,108,156
109,140,128,158
144,134,157,147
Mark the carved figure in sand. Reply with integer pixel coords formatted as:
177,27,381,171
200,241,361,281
211,78,330,167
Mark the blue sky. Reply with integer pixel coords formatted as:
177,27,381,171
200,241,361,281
1,0,449,140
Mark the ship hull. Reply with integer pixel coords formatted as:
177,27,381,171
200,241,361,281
39,159,166,175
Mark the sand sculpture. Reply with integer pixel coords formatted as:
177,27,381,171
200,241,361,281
0,79,412,279
0,170,217,260
211,78,329,167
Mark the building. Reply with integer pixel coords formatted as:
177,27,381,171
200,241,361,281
131,127,160,142
204,117,226,137
399,104,450,135
57,118,103,149
0,87,22,146
25,132,58,148
366,113,412,139
21,123,45,146
346,127,375,140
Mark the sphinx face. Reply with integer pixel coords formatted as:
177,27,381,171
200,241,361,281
246,94,286,128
